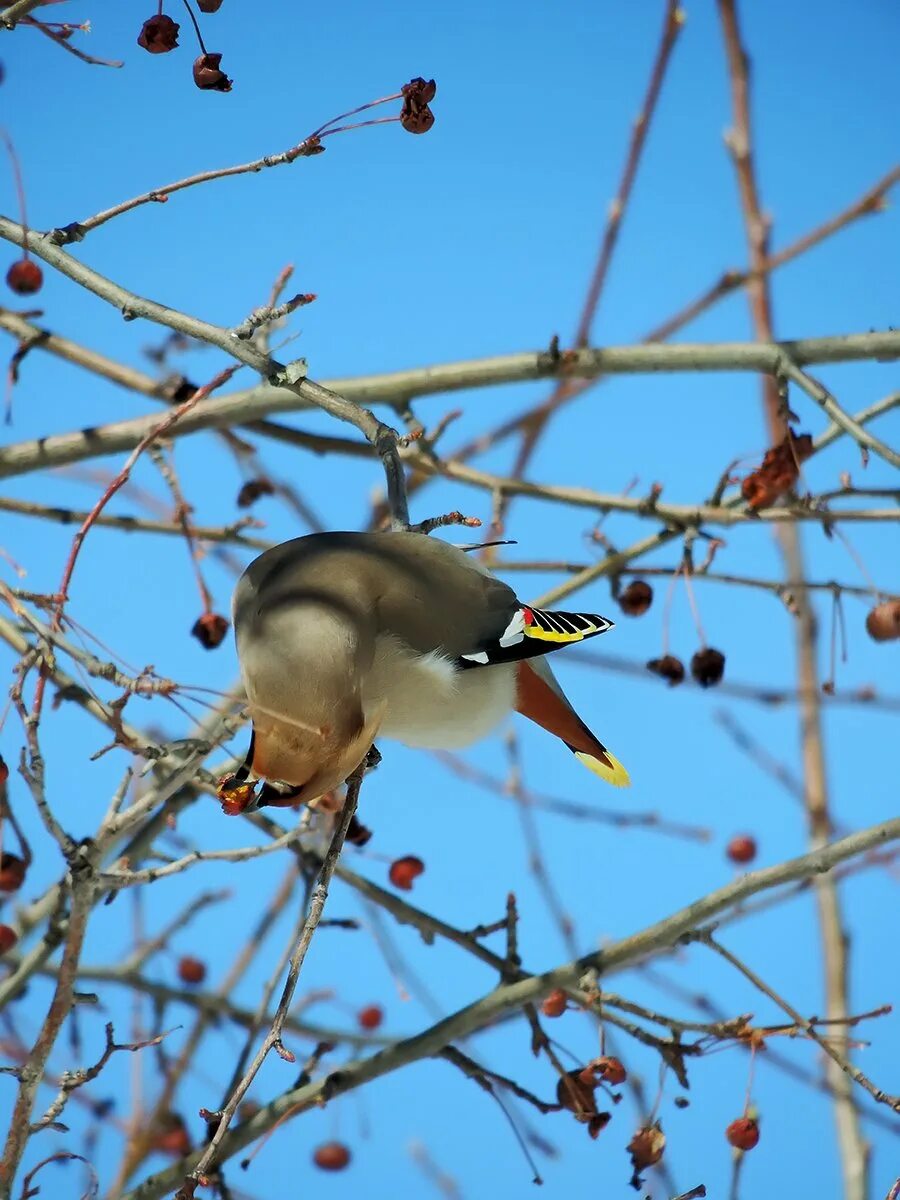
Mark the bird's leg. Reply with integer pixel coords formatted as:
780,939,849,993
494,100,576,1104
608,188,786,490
342,744,379,845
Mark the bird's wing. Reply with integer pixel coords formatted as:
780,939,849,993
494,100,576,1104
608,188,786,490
515,657,630,787
456,604,614,668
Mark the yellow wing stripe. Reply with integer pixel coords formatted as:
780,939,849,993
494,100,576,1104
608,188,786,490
523,625,586,644
574,750,631,788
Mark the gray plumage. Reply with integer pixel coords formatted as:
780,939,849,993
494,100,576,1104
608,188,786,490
232,531,628,802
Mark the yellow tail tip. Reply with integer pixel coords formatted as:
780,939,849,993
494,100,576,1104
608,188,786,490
574,750,631,788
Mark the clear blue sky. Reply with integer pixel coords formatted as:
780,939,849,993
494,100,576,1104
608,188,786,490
1,2,898,1197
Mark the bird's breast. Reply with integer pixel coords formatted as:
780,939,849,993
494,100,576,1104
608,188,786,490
364,635,517,750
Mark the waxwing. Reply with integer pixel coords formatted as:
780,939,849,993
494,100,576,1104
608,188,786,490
230,531,629,805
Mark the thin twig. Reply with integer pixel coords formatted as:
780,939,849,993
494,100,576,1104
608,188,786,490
695,931,899,1113
179,763,368,1193
716,5,870,1196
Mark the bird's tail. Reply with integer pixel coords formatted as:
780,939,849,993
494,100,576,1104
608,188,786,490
570,745,630,788
515,658,630,787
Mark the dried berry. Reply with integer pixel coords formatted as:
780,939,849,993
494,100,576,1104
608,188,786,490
6,259,42,295
726,1116,760,1151
193,52,232,92
197,0,223,9
556,1069,597,1121
137,14,180,53
588,1112,612,1138
400,76,436,134
541,988,567,1018
0,754,8,786
236,477,275,508
177,955,206,985
646,655,685,686
191,612,229,649
357,1004,383,1031
618,580,653,617
627,1122,666,1185
691,647,725,687
0,853,26,893
865,599,900,642
727,834,757,865
593,1055,627,1086
0,924,18,954
151,1112,191,1156
741,431,814,509
313,1141,351,1171
346,814,373,847
388,855,424,890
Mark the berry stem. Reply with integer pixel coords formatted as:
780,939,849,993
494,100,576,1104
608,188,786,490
319,116,401,141
181,0,206,55
1,130,31,261
743,1040,757,1115
660,564,680,656
832,525,884,603
311,92,403,139
682,566,708,647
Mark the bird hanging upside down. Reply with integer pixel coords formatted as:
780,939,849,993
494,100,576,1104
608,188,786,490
228,531,629,808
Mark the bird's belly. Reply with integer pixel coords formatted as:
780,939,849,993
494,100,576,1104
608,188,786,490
364,638,516,750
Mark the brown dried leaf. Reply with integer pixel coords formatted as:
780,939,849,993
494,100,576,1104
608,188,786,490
556,1069,597,1121
627,1122,666,1188
741,431,814,509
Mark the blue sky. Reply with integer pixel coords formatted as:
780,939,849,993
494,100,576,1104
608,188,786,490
1,1,898,1197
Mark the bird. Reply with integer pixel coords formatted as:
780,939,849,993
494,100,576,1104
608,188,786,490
230,530,629,807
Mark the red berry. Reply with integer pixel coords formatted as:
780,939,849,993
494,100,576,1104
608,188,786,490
191,612,229,649
0,853,26,893
594,1055,627,1086
727,834,757,865
357,1004,383,1031
6,259,42,295
0,754,8,786
152,1112,191,1156
618,580,653,617
137,14,180,53
197,0,223,9
388,855,424,891
0,924,17,954
866,600,900,642
541,988,567,1018
313,1141,351,1171
726,1116,760,1151
177,955,206,985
